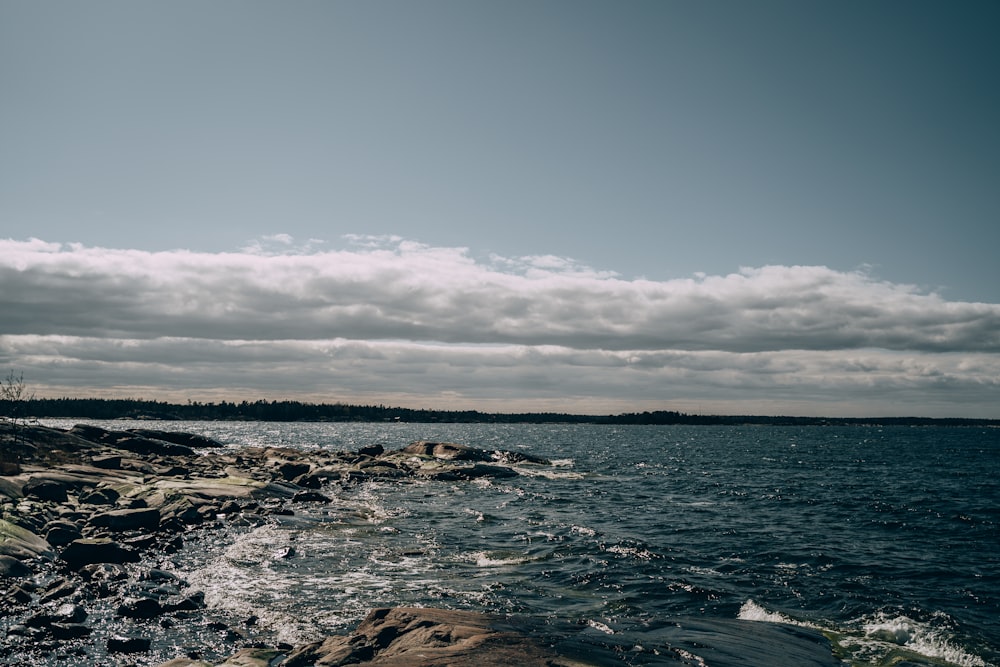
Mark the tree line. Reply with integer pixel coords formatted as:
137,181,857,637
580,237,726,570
3,396,998,427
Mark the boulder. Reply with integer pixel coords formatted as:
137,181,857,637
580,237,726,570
277,461,311,481
60,538,140,570
80,486,120,505
89,507,161,532
22,477,69,502
402,441,491,461
117,596,165,619
0,554,33,578
0,518,52,559
45,521,83,547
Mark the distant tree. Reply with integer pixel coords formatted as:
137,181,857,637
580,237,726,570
0,370,35,472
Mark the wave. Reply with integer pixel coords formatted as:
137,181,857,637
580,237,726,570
738,600,990,667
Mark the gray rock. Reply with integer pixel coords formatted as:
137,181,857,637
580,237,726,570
89,507,161,532
80,487,120,505
0,554,32,578
22,478,69,502
45,521,83,547
402,441,492,461
117,596,165,619
60,538,140,570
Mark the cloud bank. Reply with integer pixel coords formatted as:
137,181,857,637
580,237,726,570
2,237,998,417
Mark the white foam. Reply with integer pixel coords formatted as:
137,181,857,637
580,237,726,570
739,601,989,667
470,550,532,567
860,612,988,667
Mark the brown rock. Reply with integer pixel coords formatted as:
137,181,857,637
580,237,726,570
284,607,560,666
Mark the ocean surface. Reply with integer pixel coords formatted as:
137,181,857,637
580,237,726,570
35,421,1000,666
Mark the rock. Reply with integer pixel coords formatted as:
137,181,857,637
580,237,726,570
91,455,123,469
128,429,226,449
0,475,23,499
283,607,560,666
402,441,492,461
0,554,33,578
39,579,77,603
358,444,384,457
60,538,140,570
107,635,152,653
79,561,129,582
52,602,87,623
89,507,161,532
422,463,520,481
22,478,69,502
277,461,311,481
80,487,120,505
0,517,53,559
114,436,196,457
214,647,282,666
68,424,118,443
292,490,331,503
117,596,165,619
45,520,83,547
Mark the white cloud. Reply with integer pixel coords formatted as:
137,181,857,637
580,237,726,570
1,237,998,417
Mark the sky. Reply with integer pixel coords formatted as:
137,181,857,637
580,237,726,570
1,1,998,418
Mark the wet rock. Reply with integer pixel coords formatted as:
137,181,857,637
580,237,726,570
60,538,140,570
283,606,560,667
45,520,84,546
38,578,77,603
52,602,87,623
3,584,34,606
108,635,152,653
0,554,33,578
292,490,330,503
80,561,129,582
164,591,206,613
422,463,520,481
117,596,165,619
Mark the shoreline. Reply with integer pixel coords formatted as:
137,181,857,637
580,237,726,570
1,422,843,666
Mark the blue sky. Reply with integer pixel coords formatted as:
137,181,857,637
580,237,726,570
1,1,998,417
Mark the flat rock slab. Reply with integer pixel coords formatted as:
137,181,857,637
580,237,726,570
282,607,562,666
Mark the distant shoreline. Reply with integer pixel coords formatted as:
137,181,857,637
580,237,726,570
9,397,998,427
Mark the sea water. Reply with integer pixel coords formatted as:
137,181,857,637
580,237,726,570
35,421,1000,666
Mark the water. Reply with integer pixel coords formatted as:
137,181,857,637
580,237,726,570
36,421,1000,665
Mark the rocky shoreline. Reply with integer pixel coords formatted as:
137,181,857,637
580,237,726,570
1,422,842,666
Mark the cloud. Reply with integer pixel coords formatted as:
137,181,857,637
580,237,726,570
1,236,998,416
2,237,998,352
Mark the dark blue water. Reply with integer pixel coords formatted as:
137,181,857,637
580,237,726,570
42,421,1000,666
